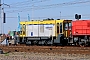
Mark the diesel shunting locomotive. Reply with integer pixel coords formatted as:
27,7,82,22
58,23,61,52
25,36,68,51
17,19,90,46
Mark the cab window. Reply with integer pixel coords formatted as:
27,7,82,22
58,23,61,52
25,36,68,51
64,23,68,30
69,23,71,30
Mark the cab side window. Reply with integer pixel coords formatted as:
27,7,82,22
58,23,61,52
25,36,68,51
60,23,62,33
57,23,59,33
69,23,71,30
64,23,68,30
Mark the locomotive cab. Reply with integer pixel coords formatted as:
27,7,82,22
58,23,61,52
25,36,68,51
56,20,72,37
63,20,72,45
55,20,72,45
63,20,72,39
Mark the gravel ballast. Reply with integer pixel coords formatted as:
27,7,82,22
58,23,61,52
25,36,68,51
0,52,90,60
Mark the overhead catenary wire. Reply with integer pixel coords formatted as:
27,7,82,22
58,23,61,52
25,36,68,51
5,0,90,13
5,0,52,8
5,4,90,14
4,0,80,9
6,0,75,8
9,0,76,7
1,0,90,20
10,0,51,5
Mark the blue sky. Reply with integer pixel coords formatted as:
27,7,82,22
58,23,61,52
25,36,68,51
0,0,90,34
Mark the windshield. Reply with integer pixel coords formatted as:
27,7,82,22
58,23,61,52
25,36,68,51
69,23,71,30
64,23,68,30
64,22,71,30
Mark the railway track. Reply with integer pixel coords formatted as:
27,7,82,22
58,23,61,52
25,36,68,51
0,45,90,54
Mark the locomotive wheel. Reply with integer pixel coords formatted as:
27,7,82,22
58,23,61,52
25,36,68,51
44,41,48,46
33,41,39,45
80,41,85,47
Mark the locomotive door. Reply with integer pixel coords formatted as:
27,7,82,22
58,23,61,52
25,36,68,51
57,23,59,36
56,23,63,36
20,24,26,36
64,21,71,38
